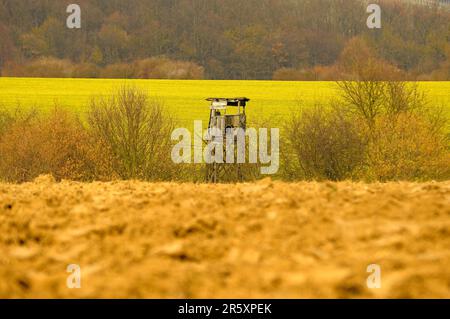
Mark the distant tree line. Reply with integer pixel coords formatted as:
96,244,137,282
0,0,449,80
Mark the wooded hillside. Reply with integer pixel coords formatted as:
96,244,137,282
0,0,449,79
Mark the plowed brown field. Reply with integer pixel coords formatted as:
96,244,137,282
0,176,449,298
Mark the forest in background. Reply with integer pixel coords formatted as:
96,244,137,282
0,0,449,80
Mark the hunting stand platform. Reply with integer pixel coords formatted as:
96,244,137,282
205,97,250,183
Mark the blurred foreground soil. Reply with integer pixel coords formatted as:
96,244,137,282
0,176,449,298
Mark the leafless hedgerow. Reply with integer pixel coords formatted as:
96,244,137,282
284,78,450,182
336,81,429,126
87,85,178,181
0,107,102,183
282,103,367,181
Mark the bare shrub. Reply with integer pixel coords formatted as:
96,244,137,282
0,106,38,137
273,68,312,81
284,78,449,181
72,63,101,78
0,108,101,183
133,57,204,79
383,82,427,116
0,110,13,137
282,104,367,181
337,80,428,126
87,86,177,181
273,66,342,81
3,56,205,80
312,65,341,81
2,57,75,78
363,113,450,181
99,63,137,79
337,80,387,125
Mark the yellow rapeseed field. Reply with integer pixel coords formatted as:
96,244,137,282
1,78,449,127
